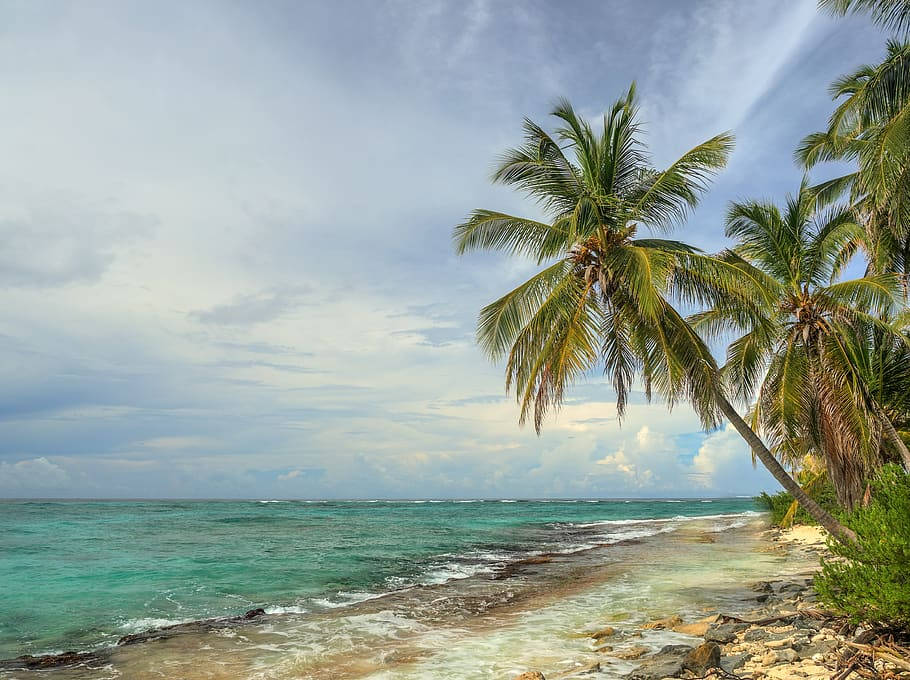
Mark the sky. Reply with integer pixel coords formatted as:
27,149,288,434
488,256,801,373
0,0,888,499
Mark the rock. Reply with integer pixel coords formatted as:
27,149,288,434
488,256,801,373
798,639,839,658
777,648,799,662
595,645,613,653
590,626,616,640
551,662,600,678
514,673,546,680
682,642,721,674
612,645,651,660
673,621,710,636
800,663,830,677
794,618,822,632
762,650,780,665
705,623,748,643
642,614,683,630
721,653,751,673
744,627,770,641
765,638,794,649
0,651,102,671
626,645,693,680
242,607,266,619
752,581,774,593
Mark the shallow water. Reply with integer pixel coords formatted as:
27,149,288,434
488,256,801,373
0,498,803,679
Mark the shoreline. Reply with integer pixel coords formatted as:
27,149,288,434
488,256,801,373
513,525,897,680
1,514,886,680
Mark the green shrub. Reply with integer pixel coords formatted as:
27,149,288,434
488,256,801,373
756,475,838,527
815,465,910,629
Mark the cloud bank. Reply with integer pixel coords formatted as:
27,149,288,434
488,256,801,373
0,0,883,498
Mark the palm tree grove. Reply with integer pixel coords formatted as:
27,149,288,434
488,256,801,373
456,0,910,657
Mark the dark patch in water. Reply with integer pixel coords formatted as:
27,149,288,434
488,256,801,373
0,609,268,671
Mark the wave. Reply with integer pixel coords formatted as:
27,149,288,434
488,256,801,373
569,510,760,529
118,616,195,633
264,605,308,615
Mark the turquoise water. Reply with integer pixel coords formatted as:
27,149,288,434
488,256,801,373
0,498,758,661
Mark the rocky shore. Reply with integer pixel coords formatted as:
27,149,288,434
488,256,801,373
515,526,908,680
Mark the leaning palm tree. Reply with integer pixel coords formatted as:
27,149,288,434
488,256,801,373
693,183,906,508
453,85,856,542
819,0,910,35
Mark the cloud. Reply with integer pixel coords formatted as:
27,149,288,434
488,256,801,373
191,287,313,326
0,190,155,288
692,425,776,494
0,1,880,498
0,457,71,493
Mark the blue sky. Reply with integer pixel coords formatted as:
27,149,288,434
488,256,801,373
0,0,887,498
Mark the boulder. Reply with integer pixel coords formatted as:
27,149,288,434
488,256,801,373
682,642,721,674
514,673,545,680
705,622,748,643
626,644,693,680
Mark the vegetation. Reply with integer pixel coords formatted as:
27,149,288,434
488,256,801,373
757,461,839,527
819,0,910,36
815,465,910,628
693,183,903,509
450,0,910,628
452,86,854,542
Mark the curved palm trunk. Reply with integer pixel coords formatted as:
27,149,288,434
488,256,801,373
880,409,910,471
714,393,858,545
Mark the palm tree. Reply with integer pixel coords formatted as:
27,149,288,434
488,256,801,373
693,183,905,508
853,312,910,461
819,0,910,35
453,85,856,543
798,40,910,284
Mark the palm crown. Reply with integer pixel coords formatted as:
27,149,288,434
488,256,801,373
694,183,902,506
454,85,859,543
798,40,910,279
453,85,735,430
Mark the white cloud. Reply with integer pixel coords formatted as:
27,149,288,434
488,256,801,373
0,1,871,498
0,457,71,492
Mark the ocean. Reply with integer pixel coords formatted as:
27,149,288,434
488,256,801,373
0,498,781,679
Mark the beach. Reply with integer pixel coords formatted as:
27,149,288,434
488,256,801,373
0,499,851,680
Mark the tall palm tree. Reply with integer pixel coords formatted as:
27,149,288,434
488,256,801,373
453,86,856,543
819,0,910,35
693,183,905,508
798,40,910,283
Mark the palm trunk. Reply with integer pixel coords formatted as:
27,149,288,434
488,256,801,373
714,392,857,545
879,408,910,471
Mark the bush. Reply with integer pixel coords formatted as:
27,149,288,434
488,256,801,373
815,465,910,629
756,475,838,527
